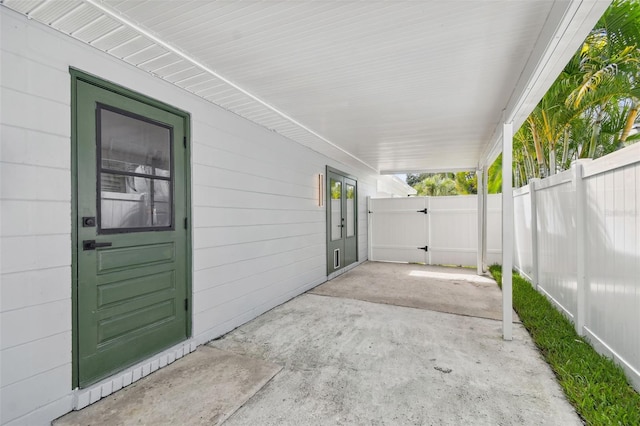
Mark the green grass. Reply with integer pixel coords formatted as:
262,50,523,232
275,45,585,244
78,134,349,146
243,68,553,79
489,265,640,425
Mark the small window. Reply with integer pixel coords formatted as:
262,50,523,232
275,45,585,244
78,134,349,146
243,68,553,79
97,105,174,233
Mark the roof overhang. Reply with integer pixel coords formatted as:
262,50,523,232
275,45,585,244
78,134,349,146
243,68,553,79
1,0,611,173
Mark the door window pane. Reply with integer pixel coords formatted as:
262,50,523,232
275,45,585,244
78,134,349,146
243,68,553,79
98,105,173,232
100,174,171,229
346,184,355,237
330,179,342,241
100,108,170,176
152,180,171,227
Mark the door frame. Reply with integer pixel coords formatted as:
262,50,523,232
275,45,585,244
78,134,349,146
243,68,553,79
70,68,192,388
325,166,358,275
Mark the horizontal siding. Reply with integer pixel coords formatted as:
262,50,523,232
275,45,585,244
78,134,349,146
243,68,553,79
1,49,71,105
0,8,378,424
0,364,72,425
193,266,326,338
0,87,70,137
193,233,324,271
194,246,324,293
0,163,70,202
194,186,319,209
0,299,71,351
1,332,72,387
193,255,324,314
0,267,70,312
0,200,71,237
194,222,321,249
1,125,70,170
1,11,75,425
0,235,71,275
193,206,324,228
193,162,315,200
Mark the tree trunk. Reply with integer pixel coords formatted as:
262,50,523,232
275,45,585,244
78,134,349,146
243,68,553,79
523,145,534,181
620,101,639,145
561,127,570,169
587,102,607,158
529,117,546,178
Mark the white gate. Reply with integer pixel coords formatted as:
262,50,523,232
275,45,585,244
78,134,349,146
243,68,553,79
367,197,430,263
369,195,502,266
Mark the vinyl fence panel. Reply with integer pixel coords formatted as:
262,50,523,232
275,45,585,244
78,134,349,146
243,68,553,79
513,143,640,391
582,151,640,389
513,186,533,280
535,172,577,318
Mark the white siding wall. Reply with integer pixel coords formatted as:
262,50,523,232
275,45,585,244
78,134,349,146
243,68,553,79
512,144,640,391
0,9,378,425
1,11,75,425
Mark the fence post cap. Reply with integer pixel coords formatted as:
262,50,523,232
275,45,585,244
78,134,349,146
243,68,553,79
570,158,593,167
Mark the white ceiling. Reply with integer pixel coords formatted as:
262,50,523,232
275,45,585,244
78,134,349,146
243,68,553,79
2,0,611,174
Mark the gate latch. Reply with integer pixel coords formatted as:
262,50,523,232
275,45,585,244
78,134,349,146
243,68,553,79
416,208,428,214
83,240,113,251
418,245,429,252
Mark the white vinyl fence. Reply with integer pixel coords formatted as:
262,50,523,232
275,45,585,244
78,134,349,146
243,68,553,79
369,194,502,266
513,143,640,391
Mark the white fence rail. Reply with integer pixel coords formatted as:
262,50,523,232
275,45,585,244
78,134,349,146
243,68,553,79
513,143,640,391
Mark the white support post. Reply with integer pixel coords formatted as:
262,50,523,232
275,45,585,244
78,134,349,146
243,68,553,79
502,121,514,341
477,168,485,275
529,178,539,289
367,196,373,261
426,197,432,266
482,167,488,272
574,160,589,336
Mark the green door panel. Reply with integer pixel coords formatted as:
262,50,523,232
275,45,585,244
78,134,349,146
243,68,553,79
326,167,358,275
74,75,190,387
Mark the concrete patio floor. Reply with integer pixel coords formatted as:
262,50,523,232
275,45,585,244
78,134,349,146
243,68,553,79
310,261,520,322
55,261,580,425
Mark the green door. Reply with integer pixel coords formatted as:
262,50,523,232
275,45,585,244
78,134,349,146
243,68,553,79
74,75,190,387
326,168,358,275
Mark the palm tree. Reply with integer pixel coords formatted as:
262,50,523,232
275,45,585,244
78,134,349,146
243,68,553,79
512,0,640,184
414,174,457,196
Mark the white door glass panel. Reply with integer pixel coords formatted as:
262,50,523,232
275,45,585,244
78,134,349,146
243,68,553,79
346,184,355,237
330,179,342,241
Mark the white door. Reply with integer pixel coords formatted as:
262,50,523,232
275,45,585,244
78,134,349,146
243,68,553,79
369,197,429,263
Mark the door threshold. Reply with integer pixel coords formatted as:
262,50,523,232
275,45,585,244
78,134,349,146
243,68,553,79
73,339,197,411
